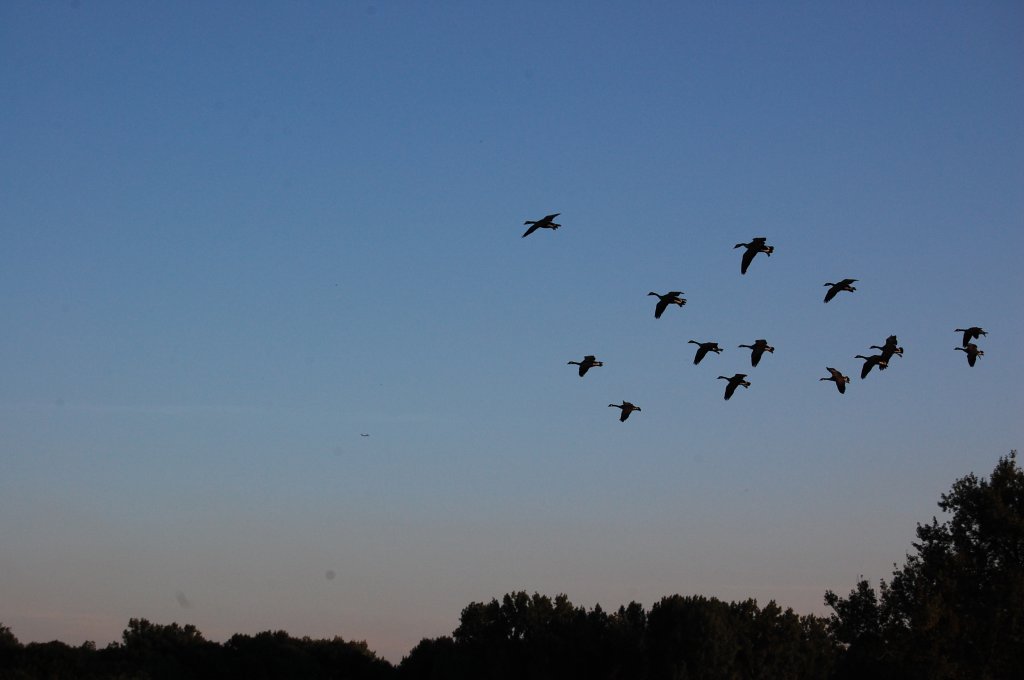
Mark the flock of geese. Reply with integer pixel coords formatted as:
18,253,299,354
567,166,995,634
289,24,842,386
522,213,988,421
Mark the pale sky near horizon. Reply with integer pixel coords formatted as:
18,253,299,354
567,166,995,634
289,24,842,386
2,0,1022,663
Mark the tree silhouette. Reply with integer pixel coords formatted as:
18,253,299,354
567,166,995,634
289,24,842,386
826,450,1024,679
3,451,1019,679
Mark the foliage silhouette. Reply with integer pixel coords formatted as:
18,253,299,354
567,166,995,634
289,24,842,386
2,451,1020,679
826,450,1023,680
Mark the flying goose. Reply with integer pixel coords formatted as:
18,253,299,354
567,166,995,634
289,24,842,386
954,327,987,348
820,367,851,394
567,355,604,377
734,237,774,275
688,340,723,365
608,401,642,421
954,343,984,367
738,339,774,367
648,291,686,319
870,335,904,363
521,213,561,238
823,279,857,303
717,374,751,400
854,354,888,379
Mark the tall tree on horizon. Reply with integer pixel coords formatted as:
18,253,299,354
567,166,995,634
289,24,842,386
826,450,1024,680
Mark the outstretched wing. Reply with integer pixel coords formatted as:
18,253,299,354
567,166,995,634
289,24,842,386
654,298,669,318
694,345,709,365
826,369,848,393
745,246,761,274
741,248,757,274
724,380,737,400
824,285,839,303
522,222,541,238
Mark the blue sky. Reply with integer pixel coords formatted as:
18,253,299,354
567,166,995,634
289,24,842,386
2,0,1022,662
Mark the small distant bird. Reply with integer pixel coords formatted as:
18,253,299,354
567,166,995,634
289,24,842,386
648,291,686,319
568,355,604,377
738,339,774,367
734,237,774,275
823,279,858,303
820,367,851,394
717,374,751,400
608,401,642,421
854,354,888,379
688,340,723,365
870,335,904,363
521,213,561,238
954,343,984,367
360,433,370,437
954,327,987,348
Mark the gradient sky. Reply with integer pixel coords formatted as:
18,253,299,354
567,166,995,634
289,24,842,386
2,0,1022,663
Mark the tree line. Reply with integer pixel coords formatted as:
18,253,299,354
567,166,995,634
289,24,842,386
2,451,1020,679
